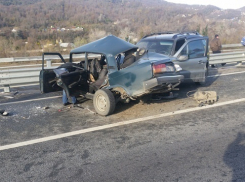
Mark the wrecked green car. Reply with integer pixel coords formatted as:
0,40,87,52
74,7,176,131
40,35,183,116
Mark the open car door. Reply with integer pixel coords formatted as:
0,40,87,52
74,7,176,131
40,52,89,98
40,53,66,93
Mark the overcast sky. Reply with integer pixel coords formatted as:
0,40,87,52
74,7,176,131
165,0,245,9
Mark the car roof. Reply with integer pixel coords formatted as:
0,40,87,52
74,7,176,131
70,35,138,56
141,31,205,41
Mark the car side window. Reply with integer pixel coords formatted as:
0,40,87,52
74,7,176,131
180,40,206,59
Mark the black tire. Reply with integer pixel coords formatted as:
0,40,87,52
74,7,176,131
93,89,116,116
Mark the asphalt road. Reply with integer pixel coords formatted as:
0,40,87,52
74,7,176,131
1,64,245,181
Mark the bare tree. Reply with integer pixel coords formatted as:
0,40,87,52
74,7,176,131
88,29,108,42
0,37,10,57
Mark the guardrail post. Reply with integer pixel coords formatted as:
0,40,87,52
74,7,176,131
46,59,52,68
3,85,10,93
236,53,245,66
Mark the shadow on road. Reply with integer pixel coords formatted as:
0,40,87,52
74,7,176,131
223,132,245,181
150,66,219,102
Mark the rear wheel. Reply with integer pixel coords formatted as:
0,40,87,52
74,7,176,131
93,89,116,116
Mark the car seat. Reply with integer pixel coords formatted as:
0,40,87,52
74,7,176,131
88,58,102,81
89,65,108,93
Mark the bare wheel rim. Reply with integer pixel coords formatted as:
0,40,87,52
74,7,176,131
93,89,116,116
95,94,107,112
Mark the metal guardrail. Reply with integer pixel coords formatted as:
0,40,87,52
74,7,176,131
0,55,69,63
222,44,243,48
0,54,98,92
0,62,58,92
0,44,244,64
209,51,245,64
0,44,245,92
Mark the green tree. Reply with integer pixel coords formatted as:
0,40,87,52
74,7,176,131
202,25,208,36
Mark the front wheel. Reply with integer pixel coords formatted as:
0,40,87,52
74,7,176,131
93,89,116,116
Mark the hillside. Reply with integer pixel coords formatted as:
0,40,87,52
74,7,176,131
0,0,244,58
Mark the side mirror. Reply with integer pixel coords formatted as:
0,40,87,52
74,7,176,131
177,55,188,61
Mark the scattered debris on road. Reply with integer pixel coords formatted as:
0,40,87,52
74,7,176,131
4,96,14,99
73,104,84,109
152,92,179,101
0,109,9,116
21,116,30,119
13,91,19,95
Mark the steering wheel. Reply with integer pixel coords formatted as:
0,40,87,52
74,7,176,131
116,54,121,70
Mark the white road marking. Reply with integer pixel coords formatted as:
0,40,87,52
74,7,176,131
0,96,61,106
1,97,245,151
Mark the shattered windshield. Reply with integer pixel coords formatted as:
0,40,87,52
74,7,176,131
137,40,173,55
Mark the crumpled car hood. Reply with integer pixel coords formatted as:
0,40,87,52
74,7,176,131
70,35,138,56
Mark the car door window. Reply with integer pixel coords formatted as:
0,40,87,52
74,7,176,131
179,40,206,59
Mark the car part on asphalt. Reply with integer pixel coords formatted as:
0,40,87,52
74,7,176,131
0,109,9,116
193,91,218,107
